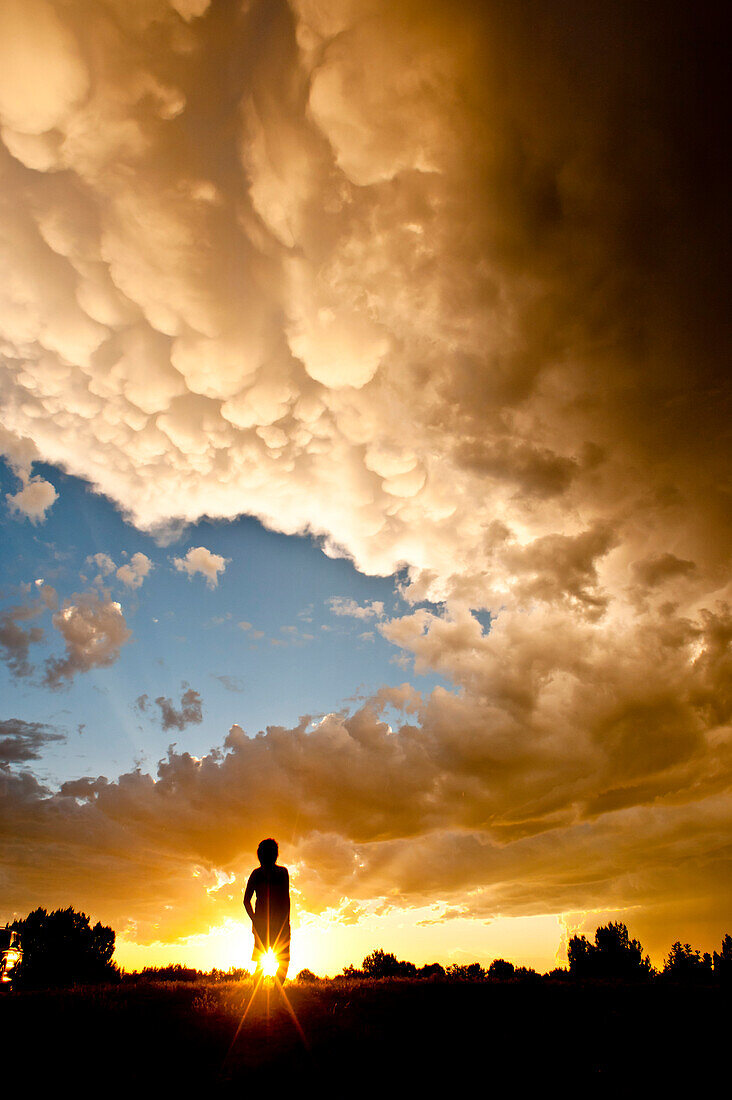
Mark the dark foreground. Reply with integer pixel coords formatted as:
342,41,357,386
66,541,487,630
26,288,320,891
1,977,724,1090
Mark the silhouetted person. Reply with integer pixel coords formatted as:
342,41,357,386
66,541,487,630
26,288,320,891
244,838,290,983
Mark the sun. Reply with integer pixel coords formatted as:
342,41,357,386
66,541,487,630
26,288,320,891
259,948,279,978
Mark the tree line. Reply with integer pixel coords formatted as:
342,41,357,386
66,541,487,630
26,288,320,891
2,909,730,989
323,922,732,984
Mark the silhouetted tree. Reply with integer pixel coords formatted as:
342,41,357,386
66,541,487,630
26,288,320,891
418,962,446,979
513,966,539,982
568,922,652,980
362,948,416,978
713,934,732,981
446,962,486,981
663,942,713,982
488,958,515,980
296,968,319,982
5,907,119,989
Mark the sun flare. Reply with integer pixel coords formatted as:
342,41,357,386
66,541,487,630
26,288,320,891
259,949,280,979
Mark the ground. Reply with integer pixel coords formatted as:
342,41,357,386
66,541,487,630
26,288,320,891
1,976,723,1091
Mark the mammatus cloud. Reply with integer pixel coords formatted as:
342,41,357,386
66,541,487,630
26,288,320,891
172,547,229,589
136,683,203,732
44,591,132,688
0,1,728,950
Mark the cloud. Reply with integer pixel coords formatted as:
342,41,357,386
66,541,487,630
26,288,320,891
43,591,132,688
0,1,728,952
172,547,229,589
212,674,245,693
0,602,45,678
6,475,58,523
85,551,153,589
0,672,729,954
1,427,57,523
0,717,64,766
328,598,385,620
146,684,203,732
86,553,116,577
0,585,57,678
631,554,697,589
116,552,153,589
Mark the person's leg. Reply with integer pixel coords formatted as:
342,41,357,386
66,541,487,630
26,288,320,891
276,937,290,984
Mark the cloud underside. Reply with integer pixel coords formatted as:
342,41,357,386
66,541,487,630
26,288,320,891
0,0,729,948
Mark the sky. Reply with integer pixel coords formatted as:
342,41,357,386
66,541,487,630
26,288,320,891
0,0,729,976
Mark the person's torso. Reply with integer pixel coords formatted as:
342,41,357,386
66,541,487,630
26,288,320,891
253,866,289,923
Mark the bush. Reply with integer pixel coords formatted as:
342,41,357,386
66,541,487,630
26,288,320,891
5,907,119,989
134,964,202,982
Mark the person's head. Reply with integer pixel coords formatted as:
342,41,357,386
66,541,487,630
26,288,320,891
257,837,278,867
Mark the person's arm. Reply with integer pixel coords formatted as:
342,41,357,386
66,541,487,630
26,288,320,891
283,867,290,922
244,871,265,952
243,871,256,923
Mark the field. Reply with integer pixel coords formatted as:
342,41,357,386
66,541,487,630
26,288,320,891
2,976,723,1090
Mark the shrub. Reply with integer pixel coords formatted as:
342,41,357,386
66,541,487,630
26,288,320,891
5,907,119,989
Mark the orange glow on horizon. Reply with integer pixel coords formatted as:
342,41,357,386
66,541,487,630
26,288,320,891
113,908,570,977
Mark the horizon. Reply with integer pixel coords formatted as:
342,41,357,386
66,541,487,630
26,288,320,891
0,1,728,982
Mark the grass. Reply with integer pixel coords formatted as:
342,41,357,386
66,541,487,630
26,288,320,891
1,975,723,1090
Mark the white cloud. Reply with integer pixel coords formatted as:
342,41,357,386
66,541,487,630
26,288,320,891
116,552,153,589
1,426,57,523
44,591,132,688
6,475,58,523
328,597,385,620
172,546,229,589
86,553,116,576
